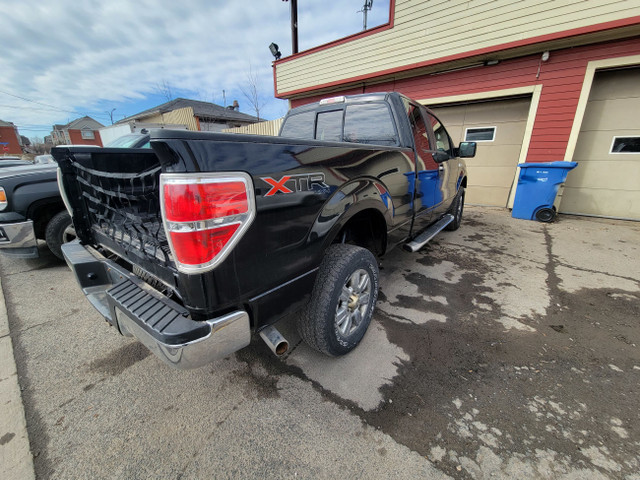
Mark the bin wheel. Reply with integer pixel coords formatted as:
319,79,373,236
535,207,556,223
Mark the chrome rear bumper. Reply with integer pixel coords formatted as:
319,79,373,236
0,220,38,258
61,240,251,369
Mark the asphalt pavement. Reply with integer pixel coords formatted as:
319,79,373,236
1,206,639,479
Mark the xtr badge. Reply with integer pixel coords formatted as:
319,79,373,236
261,173,328,197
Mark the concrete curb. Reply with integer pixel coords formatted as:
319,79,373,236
0,277,36,480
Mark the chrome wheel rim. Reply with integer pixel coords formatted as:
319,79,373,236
335,268,372,336
63,224,76,243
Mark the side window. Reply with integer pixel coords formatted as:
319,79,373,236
406,103,431,152
343,103,398,146
315,110,343,142
280,111,316,139
426,112,452,154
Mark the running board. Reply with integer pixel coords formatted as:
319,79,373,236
403,214,454,252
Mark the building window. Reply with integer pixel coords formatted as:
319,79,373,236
81,129,95,140
610,136,640,154
465,127,496,142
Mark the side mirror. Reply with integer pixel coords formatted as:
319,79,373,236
458,142,477,158
432,151,450,163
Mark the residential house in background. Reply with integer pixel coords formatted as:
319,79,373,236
273,0,640,220
0,120,24,155
51,116,104,146
117,98,259,133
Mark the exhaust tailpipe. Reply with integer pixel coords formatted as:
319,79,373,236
259,325,289,356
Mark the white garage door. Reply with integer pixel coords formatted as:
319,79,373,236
561,67,640,220
430,97,531,207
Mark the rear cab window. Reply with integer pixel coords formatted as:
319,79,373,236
316,110,343,141
280,100,399,146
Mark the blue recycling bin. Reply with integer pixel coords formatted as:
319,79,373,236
512,161,578,222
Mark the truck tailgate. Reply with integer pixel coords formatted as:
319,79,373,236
54,147,176,289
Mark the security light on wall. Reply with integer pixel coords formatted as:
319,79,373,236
541,51,550,62
269,43,282,60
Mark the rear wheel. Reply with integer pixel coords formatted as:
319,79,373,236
298,244,379,356
445,187,465,231
45,211,75,260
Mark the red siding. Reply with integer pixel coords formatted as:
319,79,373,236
68,129,103,146
290,36,640,163
0,126,23,155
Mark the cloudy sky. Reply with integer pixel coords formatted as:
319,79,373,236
1,0,390,141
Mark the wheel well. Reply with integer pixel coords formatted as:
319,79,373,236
333,209,387,256
28,201,66,239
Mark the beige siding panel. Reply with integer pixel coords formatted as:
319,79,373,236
467,144,526,167
580,99,640,131
560,187,638,219
573,128,639,161
432,97,530,206
561,67,640,219
587,68,640,99
462,103,530,125
466,186,512,206
223,119,283,136
468,165,521,187
430,105,467,126
564,159,640,191
142,113,164,124
162,107,197,131
276,0,638,93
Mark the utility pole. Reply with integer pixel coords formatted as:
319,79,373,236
360,0,373,30
283,0,298,54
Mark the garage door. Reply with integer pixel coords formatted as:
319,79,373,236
560,67,640,220
430,97,531,207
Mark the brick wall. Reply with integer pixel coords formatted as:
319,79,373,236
68,129,103,146
0,126,23,155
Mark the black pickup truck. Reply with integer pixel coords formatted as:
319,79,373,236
0,163,74,259
54,92,476,369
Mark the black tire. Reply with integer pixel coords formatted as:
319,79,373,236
45,211,75,260
535,207,556,223
445,187,465,231
298,244,379,356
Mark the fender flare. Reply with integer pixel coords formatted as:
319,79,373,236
307,177,393,252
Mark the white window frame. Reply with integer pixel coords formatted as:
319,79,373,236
81,128,95,140
464,126,496,142
609,135,640,154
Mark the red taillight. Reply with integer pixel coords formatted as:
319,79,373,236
163,182,248,222
160,173,255,274
169,224,240,265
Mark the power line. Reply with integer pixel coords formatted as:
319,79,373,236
0,90,114,119
0,104,72,113
0,89,81,115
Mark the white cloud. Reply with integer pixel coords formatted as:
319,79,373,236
0,0,390,138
